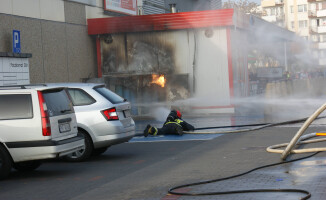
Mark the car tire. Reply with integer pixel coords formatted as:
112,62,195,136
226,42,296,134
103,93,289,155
13,161,42,172
65,130,93,162
92,147,108,156
0,145,12,180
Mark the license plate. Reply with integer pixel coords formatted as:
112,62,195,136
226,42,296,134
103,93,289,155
124,110,131,118
59,123,71,133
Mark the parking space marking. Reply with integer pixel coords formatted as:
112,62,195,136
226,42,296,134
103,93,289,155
129,134,222,143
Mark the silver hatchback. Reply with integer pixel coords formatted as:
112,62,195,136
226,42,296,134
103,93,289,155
47,83,136,161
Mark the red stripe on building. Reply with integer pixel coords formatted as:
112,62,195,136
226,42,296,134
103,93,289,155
226,28,234,99
88,9,234,35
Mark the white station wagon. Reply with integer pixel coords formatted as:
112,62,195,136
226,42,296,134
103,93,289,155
0,85,84,179
47,83,136,161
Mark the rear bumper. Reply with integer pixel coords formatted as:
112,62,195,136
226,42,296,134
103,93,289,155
93,130,135,149
6,136,85,162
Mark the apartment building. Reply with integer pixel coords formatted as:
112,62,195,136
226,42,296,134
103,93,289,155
309,0,326,66
261,0,326,67
261,0,286,27
261,0,309,38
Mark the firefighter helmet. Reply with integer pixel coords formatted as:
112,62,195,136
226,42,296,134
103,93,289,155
176,110,182,118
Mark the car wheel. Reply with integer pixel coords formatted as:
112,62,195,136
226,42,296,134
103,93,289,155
92,147,109,156
13,161,41,172
65,130,93,162
0,145,12,179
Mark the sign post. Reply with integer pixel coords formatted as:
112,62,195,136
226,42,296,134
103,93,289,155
13,30,21,53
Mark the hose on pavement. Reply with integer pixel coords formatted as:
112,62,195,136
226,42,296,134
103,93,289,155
169,151,320,200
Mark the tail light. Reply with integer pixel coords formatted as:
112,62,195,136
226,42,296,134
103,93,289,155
102,108,119,121
37,91,51,136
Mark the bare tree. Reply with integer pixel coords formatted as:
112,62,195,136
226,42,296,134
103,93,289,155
223,0,262,17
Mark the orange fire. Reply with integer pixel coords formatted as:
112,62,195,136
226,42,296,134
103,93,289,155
151,74,166,88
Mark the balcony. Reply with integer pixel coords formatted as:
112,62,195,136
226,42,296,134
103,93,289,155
261,0,283,7
276,14,285,21
262,15,276,22
275,0,284,5
308,9,326,17
310,26,326,33
262,14,284,23
308,0,325,2
311,42,326,49
319,58,326,65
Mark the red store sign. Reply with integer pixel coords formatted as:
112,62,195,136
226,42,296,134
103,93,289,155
104,0,137,15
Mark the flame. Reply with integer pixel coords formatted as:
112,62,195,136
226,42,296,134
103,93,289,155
151,74,165,87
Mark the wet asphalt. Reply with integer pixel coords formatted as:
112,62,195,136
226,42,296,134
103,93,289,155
0,116,326,200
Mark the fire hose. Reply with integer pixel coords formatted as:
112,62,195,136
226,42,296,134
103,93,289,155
168,104,326,199
184,117,318,134
266,102,326,160
168,151,320,200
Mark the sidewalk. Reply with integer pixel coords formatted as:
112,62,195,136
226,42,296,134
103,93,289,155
161,125,326,200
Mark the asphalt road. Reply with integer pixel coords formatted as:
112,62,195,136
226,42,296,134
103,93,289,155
1,121,326,200
0,135,206,200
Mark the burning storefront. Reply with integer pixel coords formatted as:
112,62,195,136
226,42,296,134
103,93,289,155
87,9,296,115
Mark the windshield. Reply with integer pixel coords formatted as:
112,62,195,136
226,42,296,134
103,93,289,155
42,89,74,117
93,86,125,104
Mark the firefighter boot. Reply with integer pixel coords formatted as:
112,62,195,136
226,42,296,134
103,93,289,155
175,126,184,136
143,124,151,137
144,125,158,137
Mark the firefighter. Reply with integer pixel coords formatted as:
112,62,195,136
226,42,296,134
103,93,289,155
143,109,195,137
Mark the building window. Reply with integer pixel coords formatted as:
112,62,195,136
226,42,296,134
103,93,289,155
298,4,307,12
322,34,326,42
291,21,295,29
271,8,276,15
299,20,308,28
312,35,318,42
290,6,293,13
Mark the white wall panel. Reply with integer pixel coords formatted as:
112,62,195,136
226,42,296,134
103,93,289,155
12,0,41,19
0,0,12,14
172,30,195,92
0,58,3,86
40,0,65,22
66,0,97,6
86,5,107,20
194,28,230,106
96,0,103,7
297,0,307,5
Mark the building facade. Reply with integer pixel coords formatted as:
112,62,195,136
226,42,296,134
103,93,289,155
309,0,326,66
261,0,309,38
261,0,326,68
0,0,222,85
0,0,112,84
137,0,222,15
261,0,286,27
88,9,296,114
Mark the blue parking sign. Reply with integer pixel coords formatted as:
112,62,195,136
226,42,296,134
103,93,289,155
13,30,21,53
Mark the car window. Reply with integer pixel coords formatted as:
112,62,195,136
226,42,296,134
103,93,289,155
67,88,96,106
42,89,74,117
0,94,33,120
93,86,125,104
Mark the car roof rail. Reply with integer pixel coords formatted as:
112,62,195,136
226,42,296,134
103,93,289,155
0,84,48,90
